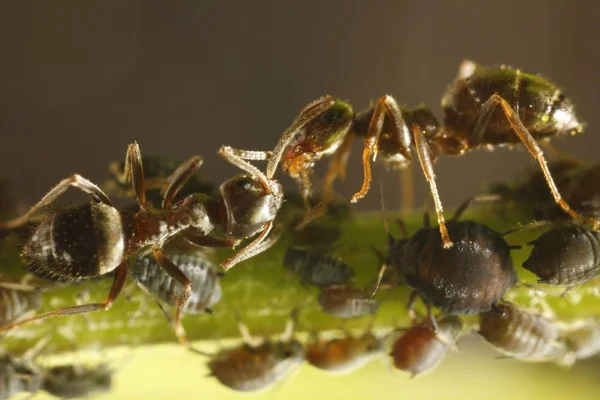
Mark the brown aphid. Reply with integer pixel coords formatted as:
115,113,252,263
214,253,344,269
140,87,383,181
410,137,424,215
478,302,569,363
283,248,354,287
41,363,113,399
262,60,594,241
0,143,283,346
204,309,304,392
522,223,600,287
317,285,379,319
390,315,463,377
305,327,383,375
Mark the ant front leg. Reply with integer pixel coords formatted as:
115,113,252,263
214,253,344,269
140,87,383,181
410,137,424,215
0,175,111,229
220,222,283,271
161,155,204,209
0,262,128,332
152,246,192,346
352,95,411,203
471,94,599,229
412,126,452,248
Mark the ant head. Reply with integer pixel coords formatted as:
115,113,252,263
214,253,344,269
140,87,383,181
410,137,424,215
408,106,440,137
219,174,283,238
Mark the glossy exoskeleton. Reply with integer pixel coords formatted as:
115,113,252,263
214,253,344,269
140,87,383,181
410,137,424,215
0,280,42,326
317,285,379,319
478,302,569,363
379,198,518,323
390,315,463,377
41,363,113,399
131,242,222,327
305,325,383,375
0,143,283,345
202,309,304,392
522,223,600,287
262,60,595,242
283,248,354,287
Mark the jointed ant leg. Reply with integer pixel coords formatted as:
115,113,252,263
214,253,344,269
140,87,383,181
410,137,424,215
220,222,282,271
218,146,271,190
152,246,192,346
162,155,204,209
0,174,112,230
266,96,336,179
123,143,150,210
0,262,128,332
183,232,240,249
412,125,452,247
352,95,411,203
472,94,599,228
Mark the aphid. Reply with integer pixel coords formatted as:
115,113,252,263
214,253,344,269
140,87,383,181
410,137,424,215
131,243,222,318
105,153,216,207
317,285,379,319
283,248,354,287
522,223,600,288
41,363,113,399
0,351,42,400
202,309,304,392
305,325,383,375
0,280,42,326
478,302,569,363
390,315,463,377
263,60,595,242
378,197,518,322
561,318,600,363
0,143,283,345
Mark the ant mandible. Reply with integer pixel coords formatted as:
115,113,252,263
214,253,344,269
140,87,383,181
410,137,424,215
0,143,283,344
265,60,596,246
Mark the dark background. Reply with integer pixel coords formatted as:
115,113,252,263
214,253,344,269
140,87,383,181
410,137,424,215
0,1,599,211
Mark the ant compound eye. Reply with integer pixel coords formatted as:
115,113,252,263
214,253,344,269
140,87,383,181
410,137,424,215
235,177,255,191
319,108,342,125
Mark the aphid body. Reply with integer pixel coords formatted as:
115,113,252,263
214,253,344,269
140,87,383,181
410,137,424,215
317,285,379,319
522,224,600,286
0,353,42,400
283,248,354,287
41,364,113,399
561,319,600,362
305,329,382,375
389,220,517,315
0,283,42,326
390,315,463,377
478,302,568,362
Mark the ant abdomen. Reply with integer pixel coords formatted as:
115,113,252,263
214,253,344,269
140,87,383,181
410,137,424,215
393,220,517,315
523,225,600,286
478,302,568,362
23,203,126,282
132,249,222,314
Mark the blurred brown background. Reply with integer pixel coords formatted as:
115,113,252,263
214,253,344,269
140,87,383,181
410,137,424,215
0,0,599,211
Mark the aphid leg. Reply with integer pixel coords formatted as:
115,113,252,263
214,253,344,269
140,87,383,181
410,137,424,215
369,264,389,301
502,220,554,237
0,262,127,332
352,95,410,203
0,174,111,229
412,125,451,247
281,307,301,342
451,193,502,221
152,247,191,346
123,143,150,210
218,146,271,190
22,334,52,362
161,155,204,209
295,133,354,230
134,281,172,322
490,303,505,315
471,94,599,229
426,305,440,333
233,310,263,347
407,291,420,323
395,219,408,239
220,221,282,271
266,96,337,179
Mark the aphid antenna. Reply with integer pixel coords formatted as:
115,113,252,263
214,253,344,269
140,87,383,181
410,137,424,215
368,177,392,303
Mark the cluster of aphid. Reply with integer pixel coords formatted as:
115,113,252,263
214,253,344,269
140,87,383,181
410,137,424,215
2,59,600,395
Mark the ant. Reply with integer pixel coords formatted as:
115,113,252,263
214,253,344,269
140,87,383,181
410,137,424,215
0,143,283,346
264,60,595,244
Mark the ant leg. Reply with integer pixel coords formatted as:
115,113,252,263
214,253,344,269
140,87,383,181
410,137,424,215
352,95,411,203
161,156,204,209
0,175,111,229
471,94,598,228
451,193,502,221
152,247,191,346
218,146,271,190
412,126,452,248
295,132,354,230
0,262,127,332
183,232,240,249
220,222,283,271
122,143,150,209
266,96,337,179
